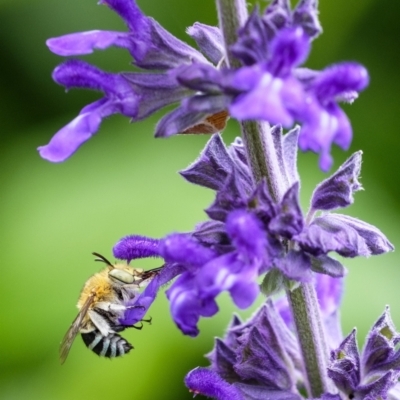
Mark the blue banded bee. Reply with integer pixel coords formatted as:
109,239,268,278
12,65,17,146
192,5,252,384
59,253,162,364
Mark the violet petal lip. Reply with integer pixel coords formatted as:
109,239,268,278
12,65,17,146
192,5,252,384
46,30,125,56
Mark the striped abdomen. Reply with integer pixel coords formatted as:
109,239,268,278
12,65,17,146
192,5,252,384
81,331,133,358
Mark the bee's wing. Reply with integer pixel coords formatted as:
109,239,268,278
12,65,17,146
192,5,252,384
59,293,95,364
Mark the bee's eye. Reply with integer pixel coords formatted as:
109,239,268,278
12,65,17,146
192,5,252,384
109,269,134,284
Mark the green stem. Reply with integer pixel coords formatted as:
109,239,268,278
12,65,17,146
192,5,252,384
215,0,248,68
287,284,332,397
240,120,286,202
214,0,331,397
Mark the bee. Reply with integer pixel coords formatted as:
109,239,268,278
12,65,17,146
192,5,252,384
59,252,162,364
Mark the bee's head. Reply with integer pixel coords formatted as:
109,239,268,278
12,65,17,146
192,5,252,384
92,252,143,285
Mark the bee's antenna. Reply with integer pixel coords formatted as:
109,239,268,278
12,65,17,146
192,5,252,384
92,252,114,267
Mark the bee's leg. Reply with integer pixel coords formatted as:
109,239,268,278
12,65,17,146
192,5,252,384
95,301,127,313
126,305,145,310
140,317,152,324
131,322,144,330
88,309,113,337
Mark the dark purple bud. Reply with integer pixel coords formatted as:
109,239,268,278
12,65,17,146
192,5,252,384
186,23,224,65
355,372,394,400
234,327,293,389
207,338,240,381
311,151,363,211
205,172,248,222
269,182,304,238
293,0,322,39
231,7,271,65
328,329,361,395
112,234,161,262
318,395,342,400
263,0,291,35
249,179,277,226
362,306,400,376
179,134,236,190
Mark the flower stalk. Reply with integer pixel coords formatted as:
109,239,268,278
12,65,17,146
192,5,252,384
215,0,331,396
287,284,332,397
215,0,248,68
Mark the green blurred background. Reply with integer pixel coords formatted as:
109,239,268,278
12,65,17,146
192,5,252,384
1,0,400,398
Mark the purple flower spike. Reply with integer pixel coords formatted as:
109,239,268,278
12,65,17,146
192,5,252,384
185,302,304,399
112,234,161,262
185,368,245,400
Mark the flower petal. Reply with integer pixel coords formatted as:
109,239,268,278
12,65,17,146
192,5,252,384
112,235,161,261
46,30,127,56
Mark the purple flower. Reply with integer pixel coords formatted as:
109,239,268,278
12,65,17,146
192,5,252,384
113,131,392,337
228,2,369,171
107,234,183,326
328,307,400,400
297,62,369,171
185,302,304,400
229,26,309,126
42,0,368,171
38,60,140,162
169,132,391,335
40,0,225,162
